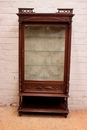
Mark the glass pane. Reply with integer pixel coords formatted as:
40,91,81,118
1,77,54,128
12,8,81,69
24,25,65,81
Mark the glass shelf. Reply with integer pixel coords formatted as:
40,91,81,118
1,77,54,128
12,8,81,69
25,50,64,52
25,64,64,66
25,36,65,38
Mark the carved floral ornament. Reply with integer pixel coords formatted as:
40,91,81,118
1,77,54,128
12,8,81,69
26,85,62,90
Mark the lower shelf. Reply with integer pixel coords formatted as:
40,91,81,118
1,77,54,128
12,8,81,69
18,96,69,116
18,103,68,114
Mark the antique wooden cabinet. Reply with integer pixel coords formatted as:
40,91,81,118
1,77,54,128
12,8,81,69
17,8,74,117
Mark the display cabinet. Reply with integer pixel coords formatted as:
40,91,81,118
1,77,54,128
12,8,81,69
17,8,74,117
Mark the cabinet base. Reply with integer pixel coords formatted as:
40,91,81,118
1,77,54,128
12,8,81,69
18,96,69,117
18,111,68,118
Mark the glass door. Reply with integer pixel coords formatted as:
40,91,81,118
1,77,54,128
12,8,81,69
24,25,66,81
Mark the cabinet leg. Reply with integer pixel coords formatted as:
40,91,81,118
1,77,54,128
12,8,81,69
64,113,67,118
18,112,22,116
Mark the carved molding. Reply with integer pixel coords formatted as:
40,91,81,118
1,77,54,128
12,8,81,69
17,8,73,23
20,16,69,22
26,84,62,91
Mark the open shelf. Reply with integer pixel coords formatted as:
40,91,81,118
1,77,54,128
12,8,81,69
18,96,69,114
19,93,69,97
18,103,68,114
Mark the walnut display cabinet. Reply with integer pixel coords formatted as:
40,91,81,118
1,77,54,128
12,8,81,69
17,8,74,117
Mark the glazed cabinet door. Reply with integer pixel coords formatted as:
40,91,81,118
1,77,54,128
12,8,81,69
21,24,68,94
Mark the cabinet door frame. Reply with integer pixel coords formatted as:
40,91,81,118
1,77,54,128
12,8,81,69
19,23,70,94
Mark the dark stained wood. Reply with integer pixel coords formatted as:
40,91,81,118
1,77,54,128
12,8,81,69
19,93,69,97
17,8,74,117
18,96,69,114
18,104,69,113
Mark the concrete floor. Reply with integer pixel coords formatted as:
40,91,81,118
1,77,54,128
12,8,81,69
0,107,87,130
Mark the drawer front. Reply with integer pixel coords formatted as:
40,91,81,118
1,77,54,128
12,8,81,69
23,82,65,93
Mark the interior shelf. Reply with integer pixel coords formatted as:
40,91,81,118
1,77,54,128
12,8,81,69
19,103,68,114
25,50,64,52
25,36,65,38
25,64,64,66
